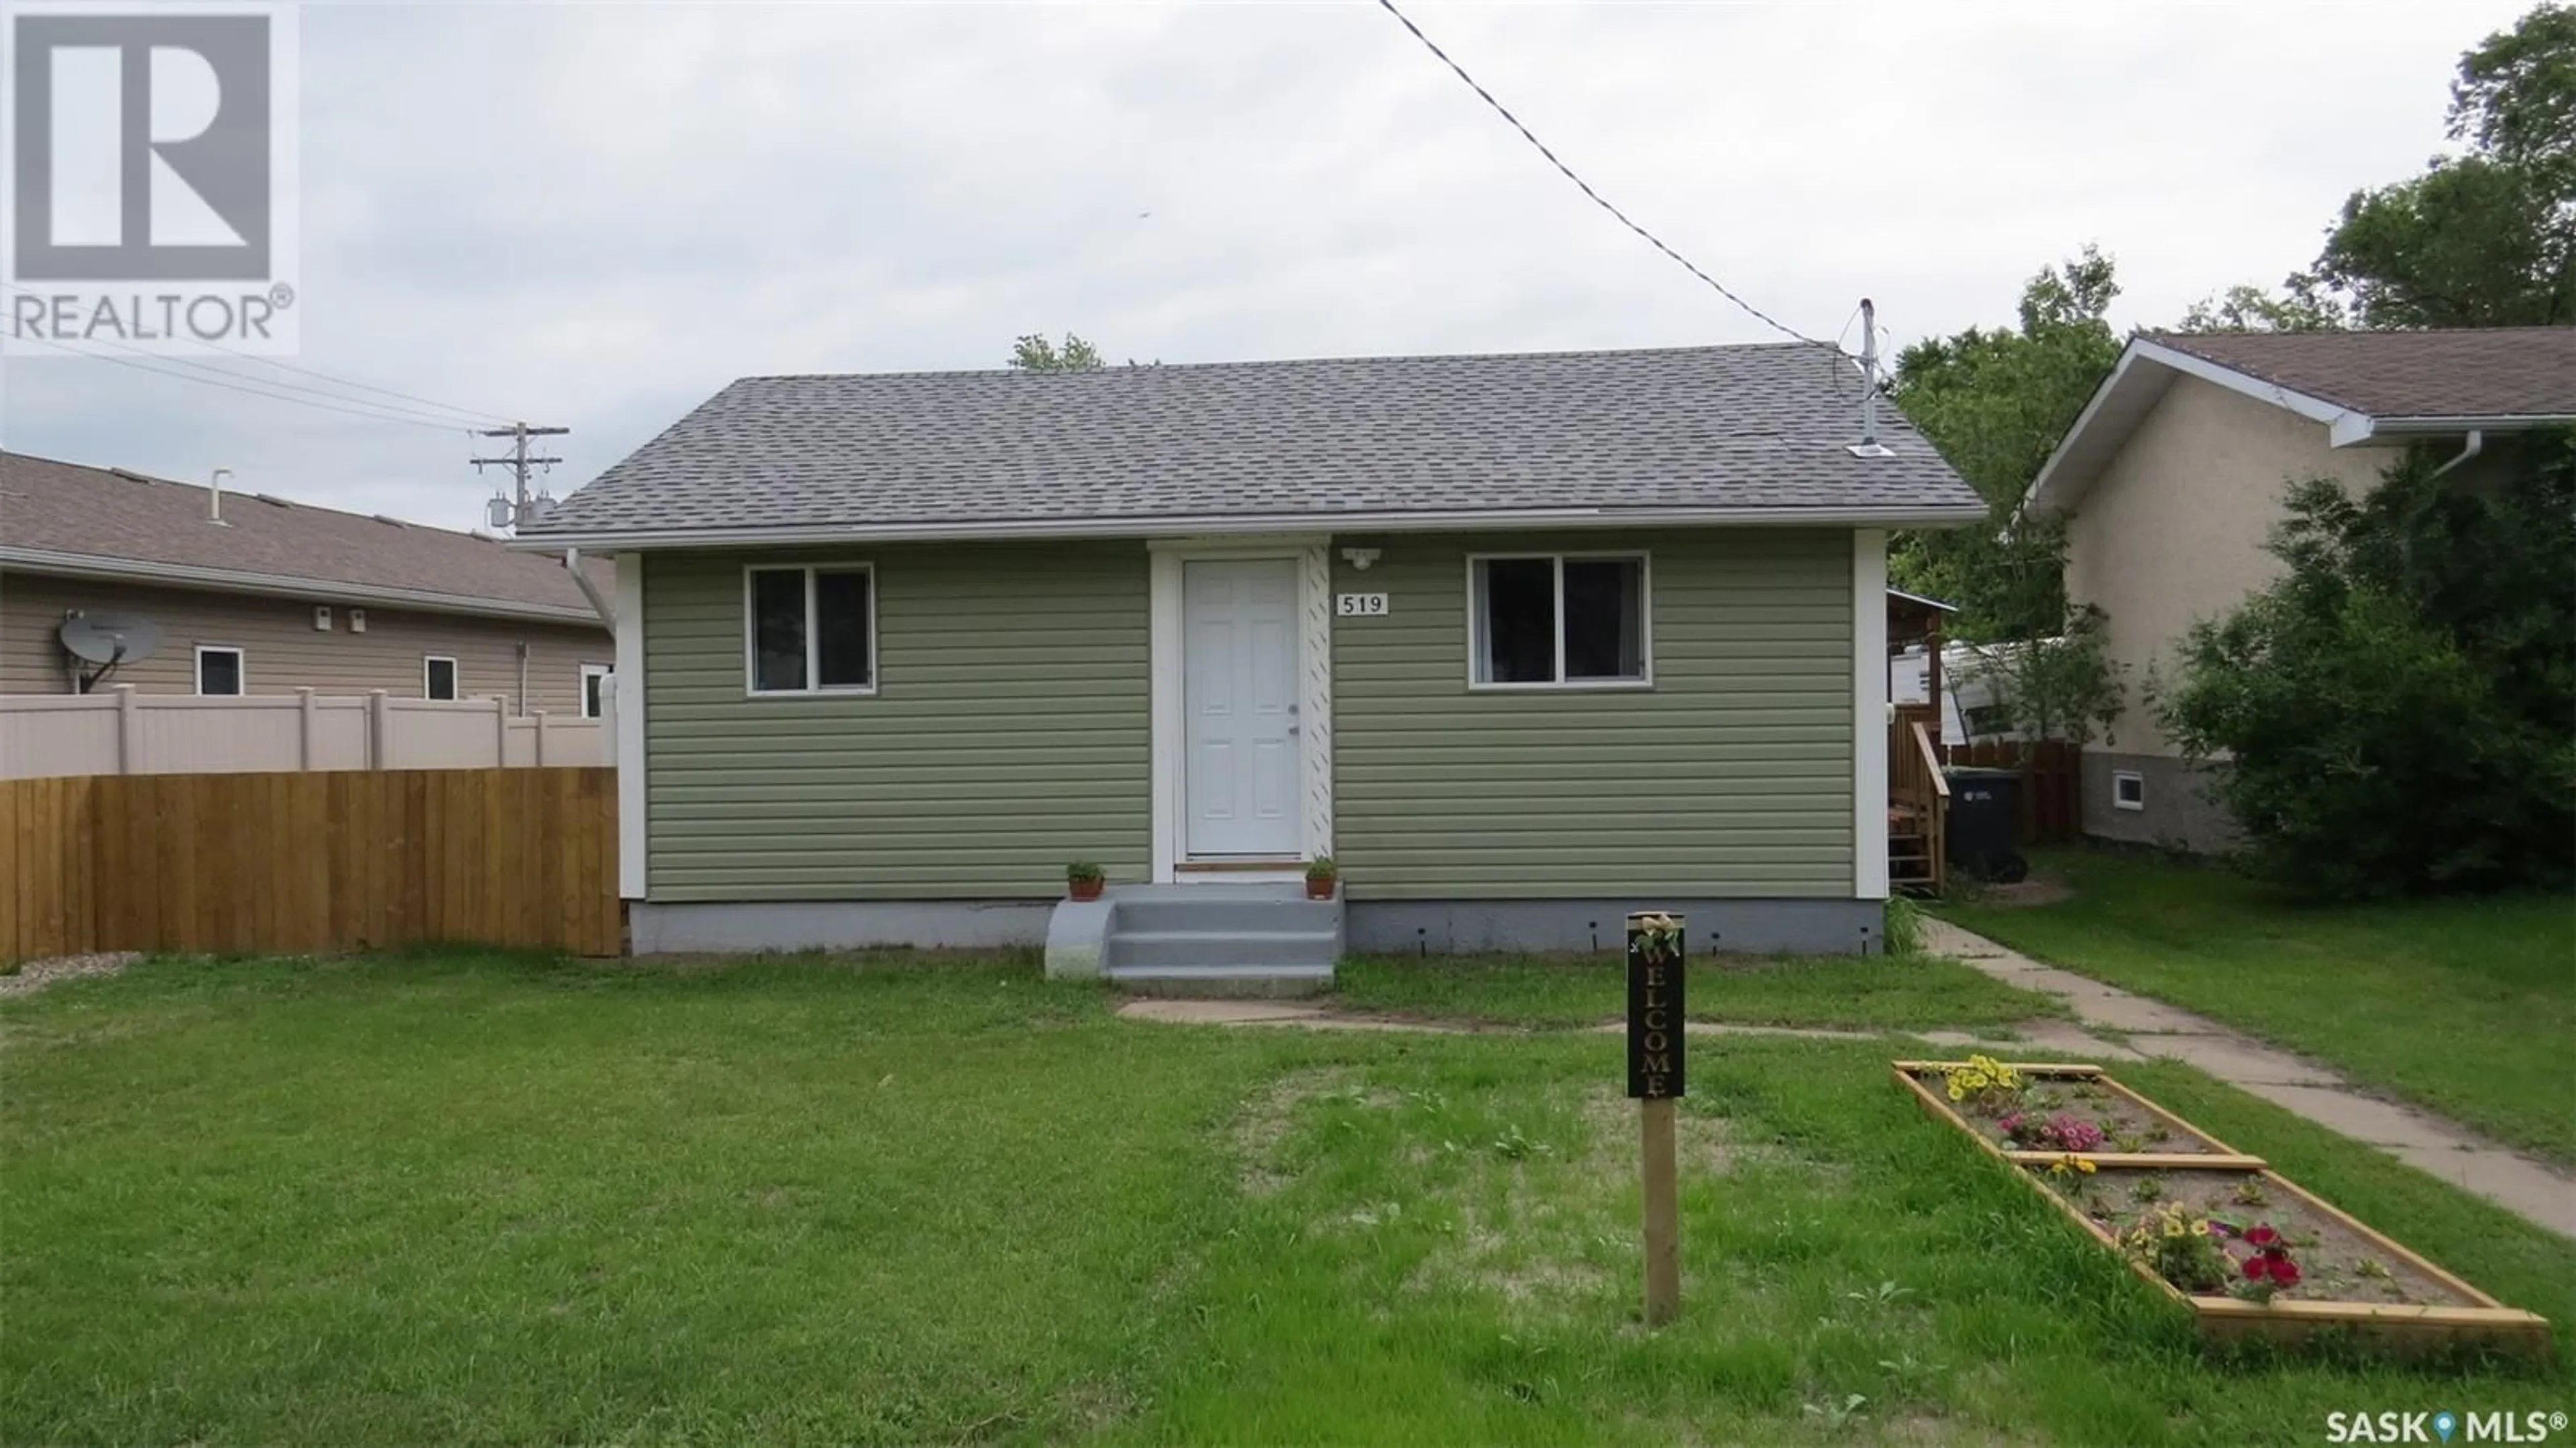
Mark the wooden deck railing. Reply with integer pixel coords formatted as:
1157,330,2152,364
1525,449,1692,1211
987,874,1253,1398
1888,715,1949,894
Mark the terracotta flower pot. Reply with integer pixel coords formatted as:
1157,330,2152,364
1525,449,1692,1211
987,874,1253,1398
1069,876,1104,902
1305,876,1336,900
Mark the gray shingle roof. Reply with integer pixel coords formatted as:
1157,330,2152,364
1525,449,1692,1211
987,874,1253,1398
2149,327,2576,419
1,451,608,620
524,344,1982,540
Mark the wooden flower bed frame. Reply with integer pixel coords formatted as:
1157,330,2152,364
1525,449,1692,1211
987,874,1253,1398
1894,1060,2552,1358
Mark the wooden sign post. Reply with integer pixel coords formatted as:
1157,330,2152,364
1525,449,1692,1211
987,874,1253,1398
1626,911,1685,1327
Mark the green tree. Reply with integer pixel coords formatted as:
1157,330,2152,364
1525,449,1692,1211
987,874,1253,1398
2156,437,2576,897
2304,5,2575,326
1009,332,1105,372
1887,248,2124,641
2176,283,2346,333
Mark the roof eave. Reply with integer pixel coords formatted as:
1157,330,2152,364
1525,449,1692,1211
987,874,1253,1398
0,547,604,625
2022,339,2365,518
2344,413,2576,442
509,501,1992,552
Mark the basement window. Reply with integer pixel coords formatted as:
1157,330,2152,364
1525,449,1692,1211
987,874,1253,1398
1468,554,1650,688
2112,770,2146,812
195,645,244,696
746,564,876,695
423,656,459,701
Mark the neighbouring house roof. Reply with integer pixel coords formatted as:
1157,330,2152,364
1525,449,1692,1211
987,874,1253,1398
0,451,610,624
2025,327,2576,516
517,343,1986,548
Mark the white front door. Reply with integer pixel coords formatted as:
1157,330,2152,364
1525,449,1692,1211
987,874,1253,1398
1183,557,1300,858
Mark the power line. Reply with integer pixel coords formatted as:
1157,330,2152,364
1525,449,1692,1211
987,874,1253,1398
2,330,486,435
1372,0,1849,356
0,279,515,426
9,331,500,430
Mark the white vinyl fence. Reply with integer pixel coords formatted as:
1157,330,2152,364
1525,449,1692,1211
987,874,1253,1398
0,686,608,780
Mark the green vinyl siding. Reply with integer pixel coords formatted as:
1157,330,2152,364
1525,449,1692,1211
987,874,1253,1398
1332,530,1856,898
642,543,1148,900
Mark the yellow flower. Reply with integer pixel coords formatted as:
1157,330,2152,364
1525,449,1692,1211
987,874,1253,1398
1947,1083,1965,1101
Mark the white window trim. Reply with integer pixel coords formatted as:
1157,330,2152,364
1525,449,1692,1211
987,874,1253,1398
193,643,246,696
2112,769,2147,811
741,562,879,697
579,662,611,719
1463,551,1654,691
423,654,460,701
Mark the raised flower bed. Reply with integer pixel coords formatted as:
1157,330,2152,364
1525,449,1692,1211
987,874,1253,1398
1894,1058,2551,1357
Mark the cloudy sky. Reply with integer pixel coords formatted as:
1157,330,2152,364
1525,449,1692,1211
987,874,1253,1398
0,0,2530,532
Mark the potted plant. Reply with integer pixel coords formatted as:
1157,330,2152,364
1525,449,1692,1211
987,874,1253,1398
1303,857,1338,900
1066,862,1105,902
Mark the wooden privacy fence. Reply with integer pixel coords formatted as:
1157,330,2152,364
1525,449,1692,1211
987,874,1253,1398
1941,739,2080,845
0,768,620,962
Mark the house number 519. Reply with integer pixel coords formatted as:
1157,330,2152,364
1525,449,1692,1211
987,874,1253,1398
1336,592,1389,617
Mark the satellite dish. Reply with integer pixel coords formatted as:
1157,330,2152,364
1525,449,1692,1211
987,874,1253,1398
59,613,162,666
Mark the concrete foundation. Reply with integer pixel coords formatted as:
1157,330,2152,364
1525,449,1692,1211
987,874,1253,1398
1344,897,1884,956
635,894,1885,959
630,899,1052,955
2080,750,2240,855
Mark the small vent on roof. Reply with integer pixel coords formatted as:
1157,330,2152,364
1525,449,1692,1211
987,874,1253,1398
254,493,292,507
370,513,409,529
107,468,158,484
1846,442,1896,459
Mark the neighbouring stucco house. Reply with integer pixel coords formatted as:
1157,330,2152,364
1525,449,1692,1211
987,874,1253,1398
517,344,1985,976
2021,327,2576,852
0,451,613,713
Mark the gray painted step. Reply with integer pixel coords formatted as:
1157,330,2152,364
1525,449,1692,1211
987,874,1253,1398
1106,963,1336,999
1112,895,1338,935
1107,929,1340,972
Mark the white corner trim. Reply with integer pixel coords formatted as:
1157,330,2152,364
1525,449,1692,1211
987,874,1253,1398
1299,544,1334,863
1852,529,1890,901
614,553,647,900
1148,550,1183,884
1148,538,1332,884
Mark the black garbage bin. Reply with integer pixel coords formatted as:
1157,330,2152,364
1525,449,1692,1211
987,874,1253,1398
1943,766,2028,884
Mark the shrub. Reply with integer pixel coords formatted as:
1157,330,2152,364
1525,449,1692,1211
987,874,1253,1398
2155,435,2576,897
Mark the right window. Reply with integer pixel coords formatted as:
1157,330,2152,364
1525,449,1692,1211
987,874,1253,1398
1469,554,1649,688
2112,770,2146,811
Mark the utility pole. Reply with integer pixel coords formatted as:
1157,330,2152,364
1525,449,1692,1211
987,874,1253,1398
472,422,568,530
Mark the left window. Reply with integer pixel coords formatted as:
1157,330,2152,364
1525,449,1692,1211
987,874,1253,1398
746,564,875,694
195,645,244,696
423,656,459,701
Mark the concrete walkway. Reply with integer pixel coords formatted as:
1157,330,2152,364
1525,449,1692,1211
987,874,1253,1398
1921,919,2576,1239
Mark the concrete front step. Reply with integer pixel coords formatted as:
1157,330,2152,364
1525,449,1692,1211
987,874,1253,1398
1106,928,1340,972
1083,881,1343,995
1106,963,1336,998
1111,894,1338,935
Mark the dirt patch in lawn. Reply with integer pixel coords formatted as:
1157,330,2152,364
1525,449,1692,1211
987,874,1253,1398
1231,1067,1398,1198
1962,877,2074,909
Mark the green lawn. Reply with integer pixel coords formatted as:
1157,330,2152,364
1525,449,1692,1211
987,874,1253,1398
1941,849,2576,1165
1334,949,2066,1032
4,950,2567,1446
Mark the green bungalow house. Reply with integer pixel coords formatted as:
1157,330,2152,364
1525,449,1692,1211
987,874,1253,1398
516,343,1983,986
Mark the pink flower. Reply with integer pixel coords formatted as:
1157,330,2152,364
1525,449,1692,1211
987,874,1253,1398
2243,1225,2278,1249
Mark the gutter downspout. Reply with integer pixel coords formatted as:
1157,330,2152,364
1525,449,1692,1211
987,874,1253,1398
2428,429,2484,480
564,547,616,629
